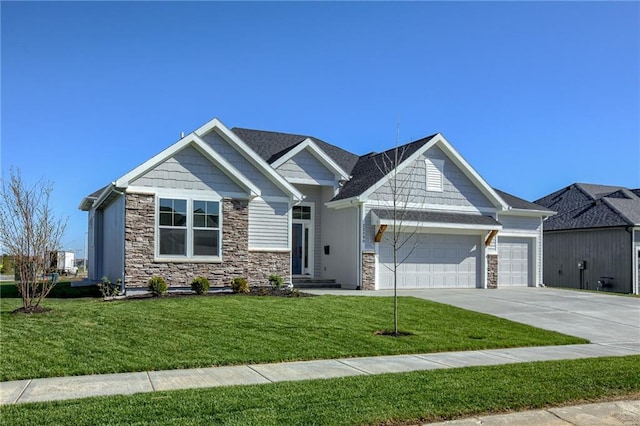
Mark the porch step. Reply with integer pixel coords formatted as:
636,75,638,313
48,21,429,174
292,278,341,289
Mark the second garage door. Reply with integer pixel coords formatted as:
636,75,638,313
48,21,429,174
378,233,480,289
498,236,532,286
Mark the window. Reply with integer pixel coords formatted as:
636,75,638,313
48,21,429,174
158,198,220,259
292,205,311,220
425,158,444,192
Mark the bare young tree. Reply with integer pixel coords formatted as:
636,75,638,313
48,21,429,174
0,168,67,312
374,136,425,335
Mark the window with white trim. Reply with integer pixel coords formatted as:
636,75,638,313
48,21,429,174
158,198,221,259
425,158,444,192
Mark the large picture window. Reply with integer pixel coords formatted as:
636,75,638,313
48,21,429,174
158,197,221,259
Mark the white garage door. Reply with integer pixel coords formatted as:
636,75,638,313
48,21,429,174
498,237,532,286
378,233,479,289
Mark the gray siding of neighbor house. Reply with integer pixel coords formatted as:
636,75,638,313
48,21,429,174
248,199,289,250
543,228,632,293
131,146,245,194
201,131,286,198
369,146,495,210
101,195,125,283
276,149,335,184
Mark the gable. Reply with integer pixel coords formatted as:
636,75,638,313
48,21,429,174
130,145,245,195
276,148,338,184
368,145,497,211
200,130,291,198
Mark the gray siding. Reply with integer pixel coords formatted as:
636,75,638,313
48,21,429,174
369,146,495,210
202,131,286,198
543,228,632,293
248,199,289,249
276,149,335,183
131,146,245,195
362,205,376,251
498,215,541,233
87,209,102,281
102,196,125,283
322,200,359,288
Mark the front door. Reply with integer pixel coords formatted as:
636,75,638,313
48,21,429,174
292,223,310,275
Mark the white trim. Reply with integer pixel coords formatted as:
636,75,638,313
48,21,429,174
261,195,295,203
285,177,337,186
499,208,556,217
291,201,315,277
248,248,292,253
633,227,640,295
356,134,509,210
154,195,223,262
365,200,497,215
195,118,304,201
111,132,260,198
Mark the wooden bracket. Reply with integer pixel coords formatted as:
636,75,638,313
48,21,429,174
374,224,388,243
485,229,499,247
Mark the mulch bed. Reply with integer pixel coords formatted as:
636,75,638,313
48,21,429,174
124,287,316,300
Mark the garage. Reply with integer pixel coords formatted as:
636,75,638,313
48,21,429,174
498,236,532,286
378,233,480,289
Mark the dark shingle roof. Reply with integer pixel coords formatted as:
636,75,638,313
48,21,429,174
493,188,552,212
534,183,640,230
372,209,501,227
332,134,438,201
231,128,360,175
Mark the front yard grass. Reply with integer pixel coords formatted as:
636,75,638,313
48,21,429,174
0,291,586,381
2,356,638,425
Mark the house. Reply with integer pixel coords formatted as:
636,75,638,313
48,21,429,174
80,117,553,291
535,183,640,294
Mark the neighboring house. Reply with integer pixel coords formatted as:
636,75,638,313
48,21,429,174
535,183,640,295
80,117,553,291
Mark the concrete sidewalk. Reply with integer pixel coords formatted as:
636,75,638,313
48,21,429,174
2,342,638,405
426,399,640,425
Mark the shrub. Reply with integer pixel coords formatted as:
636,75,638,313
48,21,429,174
148,276,168,296
98,276,121,299
231,277,249,294
268,274,284,289
191,276,210,295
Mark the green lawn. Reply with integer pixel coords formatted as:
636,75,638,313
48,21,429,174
1,290,586,381
2,356,638,425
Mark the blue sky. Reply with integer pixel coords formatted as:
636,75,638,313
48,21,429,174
2,1,639,259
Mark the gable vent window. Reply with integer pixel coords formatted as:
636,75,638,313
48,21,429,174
158,197,221,260
425,158,444,192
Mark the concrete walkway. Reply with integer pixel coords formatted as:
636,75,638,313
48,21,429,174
1,287,638,426
1,342,639,405
426,399,640,425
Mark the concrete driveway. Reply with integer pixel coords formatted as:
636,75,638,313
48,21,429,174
309,287,640,349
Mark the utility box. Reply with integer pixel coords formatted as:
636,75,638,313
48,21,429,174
577,260,587,270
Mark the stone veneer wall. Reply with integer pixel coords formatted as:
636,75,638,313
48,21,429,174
361,251,376,290
124,193,288,287
247,251,291,286
487,254,498,289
